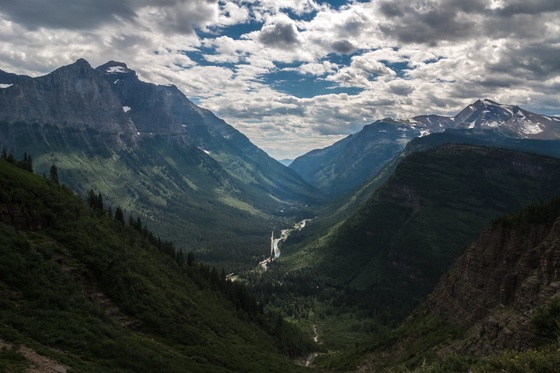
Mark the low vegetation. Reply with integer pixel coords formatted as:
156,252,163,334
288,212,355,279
0,156,316,372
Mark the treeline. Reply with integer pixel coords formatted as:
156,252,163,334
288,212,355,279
1,146,61,184
1,147,33,173
492,198,560,228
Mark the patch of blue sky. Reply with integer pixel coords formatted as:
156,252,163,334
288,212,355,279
385,61,410,78
179,48,237,70
325,52,355,67
265,68,362,98
316,0,352,10
281,7,318,22
202,21,261,40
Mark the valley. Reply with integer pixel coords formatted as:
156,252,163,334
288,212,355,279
1,59,560,372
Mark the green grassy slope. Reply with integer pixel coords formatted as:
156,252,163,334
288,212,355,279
0,159,315,372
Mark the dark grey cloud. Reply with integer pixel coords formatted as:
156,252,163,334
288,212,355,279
258,22,301,49
0,0,136,30
336,13,368,38
378,2,404,17
331,39,355,54
389,82,414,96
488,43,560,80
0,0,218,34
377,1,482,44
493,0,560,17
376,0,559,45
158,0,218,35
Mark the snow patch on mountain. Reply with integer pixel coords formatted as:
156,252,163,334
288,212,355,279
520,122,543,135
107,66,128,74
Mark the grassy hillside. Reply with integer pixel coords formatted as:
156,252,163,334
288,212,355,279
0,158,316,372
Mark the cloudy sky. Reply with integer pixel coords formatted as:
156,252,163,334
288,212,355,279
1,0,559,159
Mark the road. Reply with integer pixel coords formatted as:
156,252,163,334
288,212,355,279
259,219,311,270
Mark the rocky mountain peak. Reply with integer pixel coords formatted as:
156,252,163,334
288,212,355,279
0,58,137,146
96,61,137,80
450,99,560,139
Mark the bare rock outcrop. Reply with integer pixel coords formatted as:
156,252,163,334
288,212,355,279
428,208,560,355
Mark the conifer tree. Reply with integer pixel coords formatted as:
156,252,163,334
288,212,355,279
49,164,59,184
115,206,125,224
187,251,195,267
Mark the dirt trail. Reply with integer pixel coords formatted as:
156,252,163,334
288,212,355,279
0,339,69,373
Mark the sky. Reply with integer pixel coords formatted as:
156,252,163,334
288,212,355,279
1,0,560,159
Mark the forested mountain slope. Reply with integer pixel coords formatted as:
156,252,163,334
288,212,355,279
280,144,560,327
0,158,315,372
337,199,560,372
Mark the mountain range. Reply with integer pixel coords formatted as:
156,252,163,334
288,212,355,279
290,99,560,197
2,58,560,371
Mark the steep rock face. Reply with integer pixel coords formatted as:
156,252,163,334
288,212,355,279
96,61,319,202
429,205,560,354
97,60,197,137
0,59,137,149
0,59,136,134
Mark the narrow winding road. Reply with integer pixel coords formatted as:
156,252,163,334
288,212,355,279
259,219,311,270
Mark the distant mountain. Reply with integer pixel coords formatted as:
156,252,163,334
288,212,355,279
278,158,293,166
282,144,560,326
289,119,421,197
0,59,320,270
290,99,560,197
451,99,560,139
405,128,560,159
